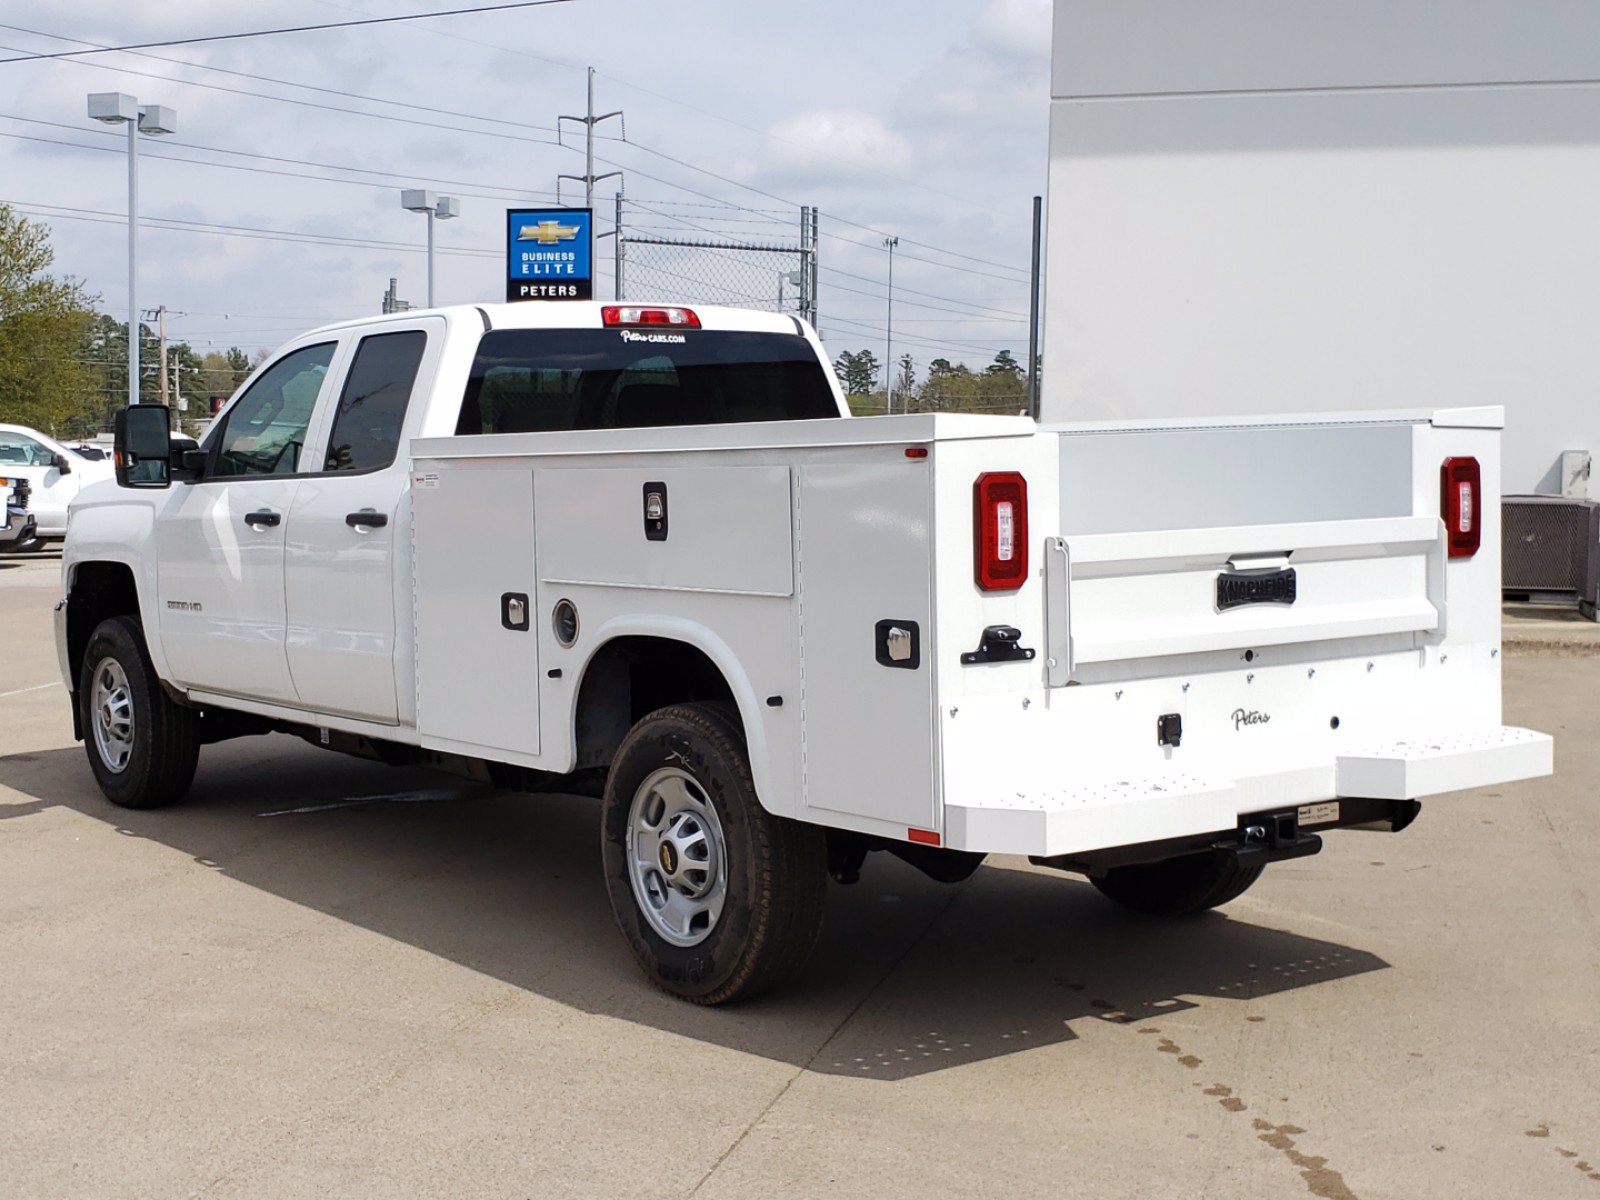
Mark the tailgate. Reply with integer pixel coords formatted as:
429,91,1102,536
1047,515,1442,675
1045,417,1444,679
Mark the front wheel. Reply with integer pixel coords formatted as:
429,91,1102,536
1090,851,1262,916
79,615,200,809
601,703,827,1005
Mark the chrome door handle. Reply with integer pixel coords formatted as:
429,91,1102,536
345,510,388,529
244,510,280,528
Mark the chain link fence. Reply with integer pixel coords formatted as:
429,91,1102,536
618,206,818,325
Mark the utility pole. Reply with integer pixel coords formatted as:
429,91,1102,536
558,67,624,208
614,192,624,300
883,236,898,414
154,305,169,407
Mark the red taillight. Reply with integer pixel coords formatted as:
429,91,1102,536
601,305,700,328
1441,456,1482,559
974,471,1029,591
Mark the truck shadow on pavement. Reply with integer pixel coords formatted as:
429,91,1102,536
0,735,1390,1082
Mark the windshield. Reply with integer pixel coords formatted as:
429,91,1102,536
0,430,60,466
457,329,840,435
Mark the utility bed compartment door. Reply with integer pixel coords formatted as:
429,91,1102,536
412,463,540,754
1059,516,1442,669
536,465,793,597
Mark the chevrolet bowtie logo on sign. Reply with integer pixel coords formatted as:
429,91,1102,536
517,219,581,245
506,207,593,301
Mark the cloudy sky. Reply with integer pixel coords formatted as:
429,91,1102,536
0,0,1050,374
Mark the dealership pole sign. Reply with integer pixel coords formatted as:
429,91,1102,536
506,208,592,301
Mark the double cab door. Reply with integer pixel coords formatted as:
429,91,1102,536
156,319,442,723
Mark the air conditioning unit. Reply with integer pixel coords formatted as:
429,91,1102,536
1502,495,1600,620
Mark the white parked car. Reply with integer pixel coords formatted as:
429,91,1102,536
0,423,115,541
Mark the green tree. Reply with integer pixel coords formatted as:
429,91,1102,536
984,348,1022,380
226,346,252,387
914,357,981,413
200,350,236,402
82,313,163,428
0,206,99,435
896,353,915,398
976,348,1026,413
831,348,879,400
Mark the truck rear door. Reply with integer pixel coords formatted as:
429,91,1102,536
284,318,443,724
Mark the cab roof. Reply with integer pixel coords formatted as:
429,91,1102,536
299,301,807,340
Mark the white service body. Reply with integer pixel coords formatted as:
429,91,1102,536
58,302,1549,861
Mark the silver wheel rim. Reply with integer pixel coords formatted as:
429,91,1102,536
90,656,135,774
626,766,728,947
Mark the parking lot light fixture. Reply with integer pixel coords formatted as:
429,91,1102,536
88,93,176,408
400,190,460,307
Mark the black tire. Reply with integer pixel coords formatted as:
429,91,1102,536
601,702,827,1005
1090,851,1263,917
79,615,200,809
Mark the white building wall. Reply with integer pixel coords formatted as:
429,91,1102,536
1044,0,1600,497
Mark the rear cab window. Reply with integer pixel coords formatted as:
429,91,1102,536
457,329,840,435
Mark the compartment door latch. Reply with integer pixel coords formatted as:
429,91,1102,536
960,625,1036,666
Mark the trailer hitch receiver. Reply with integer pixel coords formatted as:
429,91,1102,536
1219,808,1322,865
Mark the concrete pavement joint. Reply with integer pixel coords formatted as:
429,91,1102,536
684,881,970,1198
0,681,60,699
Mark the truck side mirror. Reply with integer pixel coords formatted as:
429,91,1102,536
170,438,205,483
113,405,173,489
51,451,72,476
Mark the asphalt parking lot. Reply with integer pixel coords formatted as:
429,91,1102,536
2,552,1597,1200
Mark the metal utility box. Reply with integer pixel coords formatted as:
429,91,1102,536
1502,496,1600,620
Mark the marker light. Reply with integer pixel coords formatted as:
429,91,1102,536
974,471,1029,591
1440,457,1482,559
601,306,700,328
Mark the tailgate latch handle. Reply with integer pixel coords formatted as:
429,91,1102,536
960,625,1036,666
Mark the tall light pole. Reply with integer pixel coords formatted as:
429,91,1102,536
883,236,898,414
400,190,461,307
88,93,176,408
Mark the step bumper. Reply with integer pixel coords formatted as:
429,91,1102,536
944,725,1552,857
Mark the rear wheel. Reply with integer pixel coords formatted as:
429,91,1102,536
1090,851,1262,916
79,616,200,809
601,702,827,1004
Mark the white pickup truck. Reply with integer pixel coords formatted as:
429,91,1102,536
58,300,1552,1003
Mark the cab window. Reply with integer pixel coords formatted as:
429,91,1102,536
211,343,335,477
322,331,426,473
457,330,839,434
0,431,54,466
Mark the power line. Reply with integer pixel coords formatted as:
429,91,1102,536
819,262,1028,319
825,315,1022,358
1,29,1029,283
0,118,563,206
3,24,1024,286
0,40,565,148
0,23,564,139
595,136,1033,278
304,0,999,211
4,199,503,258
0,1,581,65
822,277,1028,323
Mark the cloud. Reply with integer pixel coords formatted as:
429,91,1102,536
759,110,914,186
